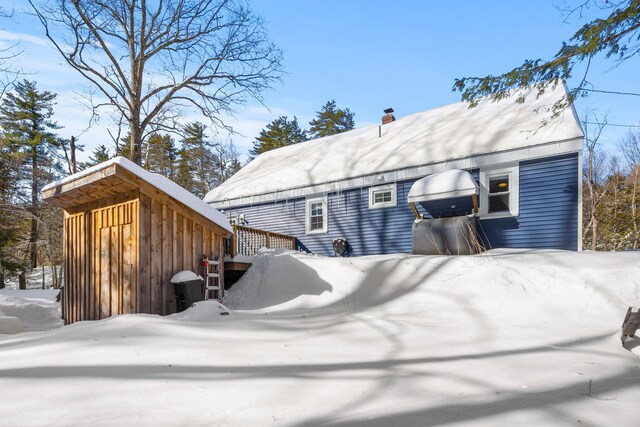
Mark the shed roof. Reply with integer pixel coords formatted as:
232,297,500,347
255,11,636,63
205,84,583,204
42,157,232,233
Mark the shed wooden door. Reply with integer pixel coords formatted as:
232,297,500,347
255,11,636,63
92,201,137,319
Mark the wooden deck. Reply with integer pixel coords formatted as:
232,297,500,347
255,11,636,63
224,225,297,286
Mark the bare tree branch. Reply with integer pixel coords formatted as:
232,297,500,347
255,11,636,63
29,0,283,165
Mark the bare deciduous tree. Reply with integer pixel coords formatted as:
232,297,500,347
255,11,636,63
0,7,22,97
582,112,608,250
619,128,640,248
30,0,283,165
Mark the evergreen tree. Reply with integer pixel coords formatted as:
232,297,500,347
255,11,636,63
0,80,63,268
145,133,177,178
175,122,219,198
250,116,307,158
116,133,131,158
175,149,196,195
0,135,28,288
308,100,355,139
78,144,111,171
454,2,640,111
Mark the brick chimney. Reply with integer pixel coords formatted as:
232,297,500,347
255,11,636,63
382,108,395,125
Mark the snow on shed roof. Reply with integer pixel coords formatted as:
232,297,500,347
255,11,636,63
43,156,232,233
205,84,583,204
408,169,478,203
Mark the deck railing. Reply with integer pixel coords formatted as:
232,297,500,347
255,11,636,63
228,225,297,258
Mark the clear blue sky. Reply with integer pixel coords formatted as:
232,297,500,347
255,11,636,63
1,1,638,161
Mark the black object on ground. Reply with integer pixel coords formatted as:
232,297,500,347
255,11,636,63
171,272,205,312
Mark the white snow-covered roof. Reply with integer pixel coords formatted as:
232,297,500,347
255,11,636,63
43,156,233,233
205,84,583,204
408,169,478,203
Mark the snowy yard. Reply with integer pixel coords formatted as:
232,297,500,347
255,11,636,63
1,249,639,426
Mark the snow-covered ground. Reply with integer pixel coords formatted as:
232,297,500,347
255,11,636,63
2,266,62,290
0,289,62,333
0,249,639,426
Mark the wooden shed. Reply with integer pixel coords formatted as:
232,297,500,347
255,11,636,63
42,157,233,324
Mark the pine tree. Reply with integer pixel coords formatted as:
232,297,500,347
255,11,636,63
174,122,219,198
0,80,63,269
145,133,177,178
250,116,307,158
308,100,355,139
453,2,640,111
78,144,111,171
0,135,28,288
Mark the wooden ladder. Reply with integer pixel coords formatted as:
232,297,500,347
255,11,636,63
203,257,222,301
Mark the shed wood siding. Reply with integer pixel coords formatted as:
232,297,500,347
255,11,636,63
93,200,137,319
137,194,224,316
49,161,230,325
226,153,579,255
63,212,86,323
61,193,225,324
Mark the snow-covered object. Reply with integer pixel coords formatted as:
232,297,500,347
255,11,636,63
170,270,203,284
407,169,479,202
43,156,232,233
1,250,640,425
205,84,583,203
169,300,231,322
0,290,62,332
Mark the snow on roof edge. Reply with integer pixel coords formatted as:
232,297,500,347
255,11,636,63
205,134,583,205
205,84,584,204
43,157,232,233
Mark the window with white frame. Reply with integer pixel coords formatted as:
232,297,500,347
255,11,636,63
306,196,327,233
369,184,397,209
479,164,519,218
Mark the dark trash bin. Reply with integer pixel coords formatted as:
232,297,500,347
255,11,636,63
170,271,205,312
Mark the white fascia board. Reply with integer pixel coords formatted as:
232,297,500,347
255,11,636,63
211,137,583,209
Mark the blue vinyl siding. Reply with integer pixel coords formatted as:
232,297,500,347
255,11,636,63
230,182,417,256
223,153,579,255
479,153,579,250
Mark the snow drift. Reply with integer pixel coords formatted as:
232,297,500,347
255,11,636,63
0,250,639,426
0,290,62,333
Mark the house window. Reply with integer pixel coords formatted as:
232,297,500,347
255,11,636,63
369,184,397,209
488,176,510,213
306,196,327,234
480,164,519,218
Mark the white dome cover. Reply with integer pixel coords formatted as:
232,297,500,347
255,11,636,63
407,169,478,203
170,270,204,283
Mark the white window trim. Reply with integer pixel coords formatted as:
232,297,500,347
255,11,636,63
305,196,328,234
368,183,397,209
479,163,519,219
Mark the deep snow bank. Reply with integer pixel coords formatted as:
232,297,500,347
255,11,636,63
227,248,640,320
1,250,639,426
0,289,62,333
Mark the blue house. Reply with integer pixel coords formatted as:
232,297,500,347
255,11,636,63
205,84,584,256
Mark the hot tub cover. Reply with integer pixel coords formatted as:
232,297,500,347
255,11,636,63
170,270,204,284
408,169,479,203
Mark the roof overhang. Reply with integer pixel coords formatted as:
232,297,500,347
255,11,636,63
42,163,138,208
43,157,233,235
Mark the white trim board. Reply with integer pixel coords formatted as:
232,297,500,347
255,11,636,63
211,137,583,209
